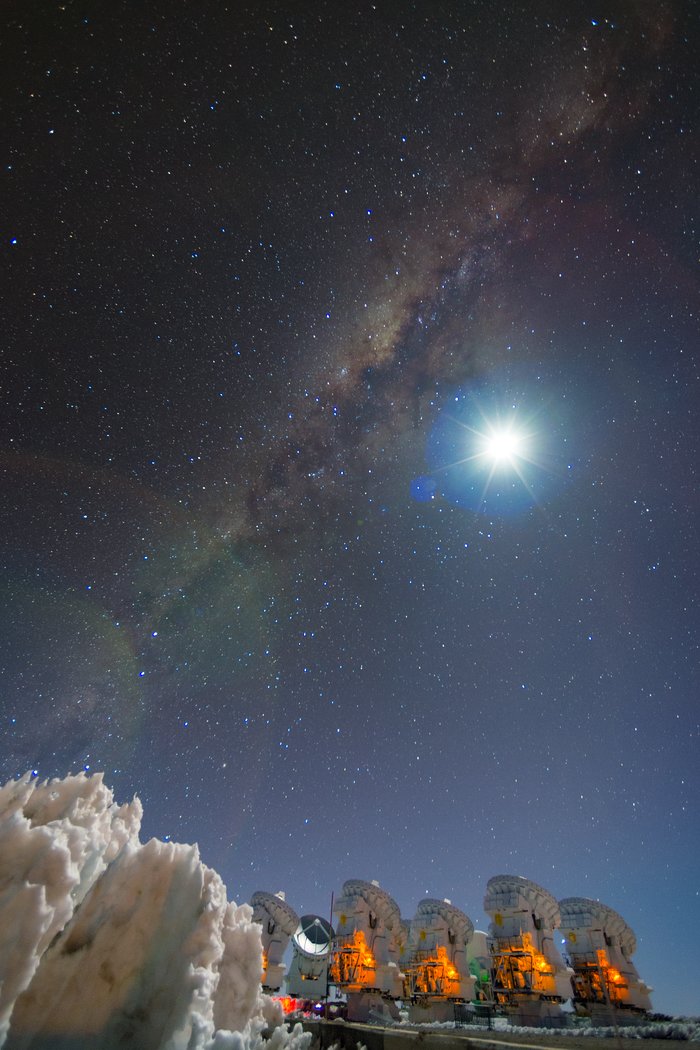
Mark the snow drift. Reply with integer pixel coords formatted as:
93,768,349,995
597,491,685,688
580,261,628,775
0,771,310,1050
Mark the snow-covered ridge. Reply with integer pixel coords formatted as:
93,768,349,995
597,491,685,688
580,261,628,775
499,1022,700,1042
401,1020,700,1042
0,771,310,1050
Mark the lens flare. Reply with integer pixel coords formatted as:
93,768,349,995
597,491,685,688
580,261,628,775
477,423,531,468
417,374,572,515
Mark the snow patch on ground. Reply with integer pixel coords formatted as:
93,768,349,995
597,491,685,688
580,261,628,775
501,1021,700,1041
396,1019,700,1041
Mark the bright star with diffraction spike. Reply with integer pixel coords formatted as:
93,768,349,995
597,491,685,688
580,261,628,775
475,421,532,469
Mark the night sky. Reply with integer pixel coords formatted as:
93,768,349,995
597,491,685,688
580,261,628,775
2,0,698,1018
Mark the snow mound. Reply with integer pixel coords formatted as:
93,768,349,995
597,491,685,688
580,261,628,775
503,1022,700,1041
395,1019,700,1042
0,771,311,1050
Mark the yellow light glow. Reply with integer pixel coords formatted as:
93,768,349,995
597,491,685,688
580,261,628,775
329,929,376,988
406,945,461,998
491,933,555,997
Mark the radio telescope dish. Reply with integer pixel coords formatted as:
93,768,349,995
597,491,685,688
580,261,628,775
250,891,299,937
560,897,637,958
415,898,474,945
293,914,334,958
485,874,561,930
250,891,300,992
339,878,402,930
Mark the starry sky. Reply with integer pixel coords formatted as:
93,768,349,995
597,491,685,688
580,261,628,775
2,0,698,1018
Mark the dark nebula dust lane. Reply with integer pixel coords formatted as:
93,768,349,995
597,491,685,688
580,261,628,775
1,0,698,1017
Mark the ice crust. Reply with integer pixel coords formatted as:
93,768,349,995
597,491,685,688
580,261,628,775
0,772,310,1050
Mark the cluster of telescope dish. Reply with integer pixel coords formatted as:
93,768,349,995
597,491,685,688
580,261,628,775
251,874,653,1026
